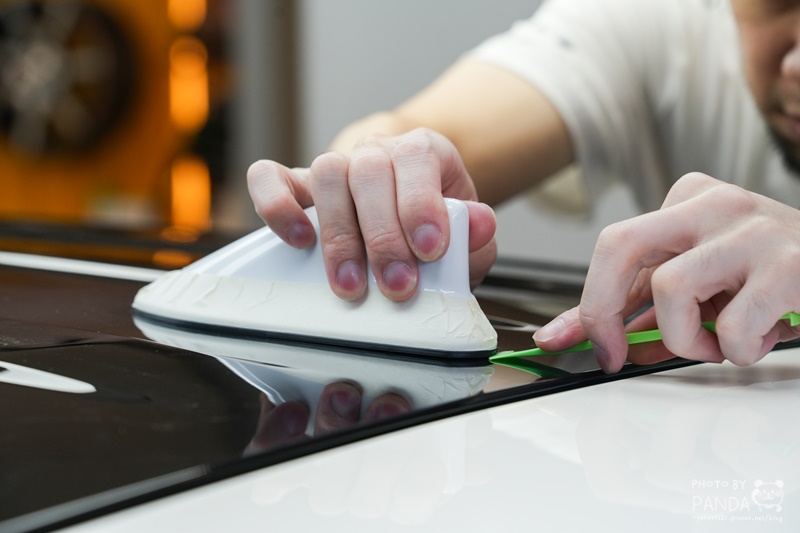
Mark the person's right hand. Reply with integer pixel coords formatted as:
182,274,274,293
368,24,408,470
247,128,497,302
533,173,800,372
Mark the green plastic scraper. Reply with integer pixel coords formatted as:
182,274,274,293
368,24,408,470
490,312,800,365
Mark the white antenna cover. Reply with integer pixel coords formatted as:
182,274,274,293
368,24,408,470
133,199,497,357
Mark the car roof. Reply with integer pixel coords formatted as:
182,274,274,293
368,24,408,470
58,347,800,533
2,246,797,532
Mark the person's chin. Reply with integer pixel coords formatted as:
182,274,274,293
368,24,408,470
768,124,800,176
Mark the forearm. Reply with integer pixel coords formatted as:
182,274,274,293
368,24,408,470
328,59,574,207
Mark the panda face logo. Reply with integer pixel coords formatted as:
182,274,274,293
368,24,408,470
751,480,784,513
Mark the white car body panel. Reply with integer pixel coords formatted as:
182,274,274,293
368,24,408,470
64,348,800,532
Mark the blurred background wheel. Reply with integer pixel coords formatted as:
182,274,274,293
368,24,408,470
0,0,133,155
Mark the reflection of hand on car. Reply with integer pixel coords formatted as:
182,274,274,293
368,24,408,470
314,381,412,435
244,381,412,455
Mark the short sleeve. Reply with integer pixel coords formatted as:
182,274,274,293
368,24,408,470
469,0,673,210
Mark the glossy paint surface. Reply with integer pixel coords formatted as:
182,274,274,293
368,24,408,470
62,348,800,532
5,255,796,532
0,258,594,531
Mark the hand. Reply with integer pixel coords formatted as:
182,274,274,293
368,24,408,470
533,173,800,372
244,381,412,455
247,128,497,302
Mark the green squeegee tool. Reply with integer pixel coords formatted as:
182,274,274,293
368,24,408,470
490,311,800,363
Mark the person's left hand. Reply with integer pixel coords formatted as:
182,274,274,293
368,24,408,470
533,172,800,372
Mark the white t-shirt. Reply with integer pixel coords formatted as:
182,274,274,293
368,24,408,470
471,0,800,212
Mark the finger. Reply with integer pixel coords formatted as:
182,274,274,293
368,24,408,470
535,267,654,349
468,237,497,289
651,231,795,365
532,306,586,351
349,141,419,301
247,398,309,452
309,152,368,300
660,172,723,209
621,300,731,333
623,306,724,366
715,281,796,365
579,208,700,373
465,201,497,253
717,218,800,365
708,197,800,361
390,130,450,262
247,160,315,248
389,129,480,262
314,381,363,435
465,201,498,288
362,392,412,422
648,241,745,363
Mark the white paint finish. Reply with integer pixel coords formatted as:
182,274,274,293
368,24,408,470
63,348,800,532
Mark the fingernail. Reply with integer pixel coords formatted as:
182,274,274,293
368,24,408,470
286,222,314,247
593,344,613,373
276,403,308,437
383,261,416,294
370,396,412,420
330,384,360,418
374,402,406,419
336,260,364,293
534,318,565,343
412,224,445,260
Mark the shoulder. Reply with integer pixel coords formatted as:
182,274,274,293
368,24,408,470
481,0,722,66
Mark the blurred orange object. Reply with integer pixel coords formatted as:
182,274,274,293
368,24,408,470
0,0,213,229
